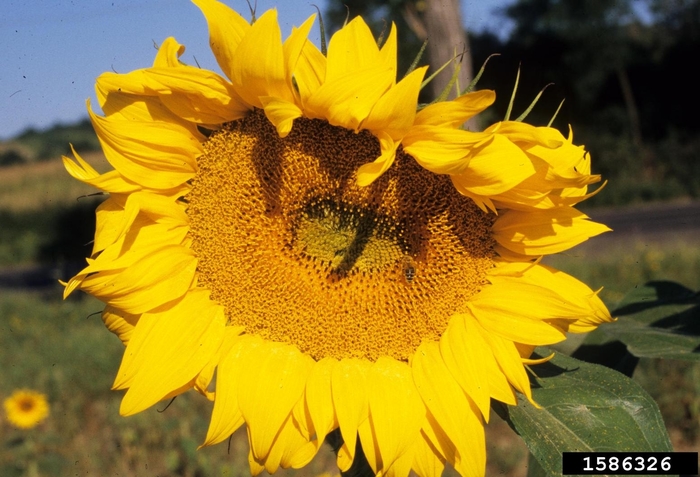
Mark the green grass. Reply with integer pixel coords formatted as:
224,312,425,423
0,200,98,267
0,291,340,477
0,153,108,213
0,236,698,476
0,154,107,267
543,238,700,309
1,151,698,475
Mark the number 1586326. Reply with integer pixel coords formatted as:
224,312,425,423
562,452,698,475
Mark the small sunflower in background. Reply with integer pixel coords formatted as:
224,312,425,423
62,1,613,476
3,390,49,430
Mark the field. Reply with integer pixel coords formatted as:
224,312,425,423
0,153,109,212
1,155,699,476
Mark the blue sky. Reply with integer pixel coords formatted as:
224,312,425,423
1,0,514,140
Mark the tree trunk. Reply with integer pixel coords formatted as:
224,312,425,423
423,0,474,101
403,0,477,128
615,66,643,148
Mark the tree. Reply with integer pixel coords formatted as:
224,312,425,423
505,0,644,146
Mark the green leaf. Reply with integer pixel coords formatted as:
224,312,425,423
526,453,551,477
583,281,700,361
497,348,672,477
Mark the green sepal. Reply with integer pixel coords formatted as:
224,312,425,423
404,39,428,78
462,53,499,94
515,83,553,122
547,98,565,127
311,4,327,56
420,53,459,93
434,55,461,103
504,65,521,121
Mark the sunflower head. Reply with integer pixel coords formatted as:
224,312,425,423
4,389,50,429
61,1,612,476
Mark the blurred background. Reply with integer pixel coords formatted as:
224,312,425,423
1,0,698,476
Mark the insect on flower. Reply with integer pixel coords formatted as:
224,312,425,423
402,255,416,284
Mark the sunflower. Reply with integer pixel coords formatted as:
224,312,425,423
4,389,49,429
62,1,613,476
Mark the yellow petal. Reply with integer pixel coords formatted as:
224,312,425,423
362,66,427,140
237,339,314,463
63,152,141,195
439,316,495,418
248,443,266,476
421,411,456,466
231,9,289,108
260,96,303,138
493,206,612,256
326,16,382,82
96,85,202,144
302,12,395,128
468,281,583,345
97,70,150,97
402,127,490,175
118,289,226,415
121,191,188,231
91,196,127,255
291,390,312,440
305,66,394,131
287,438,318,470
79,244,196,314
88,101,199,190
461,314,517,405
261,414,317,474
356,132,398,186
191,0,250,82
367,357,424,472
491,187,551,211
201,329,251,447
477,329,538,406
450,183,497,214
411,431,445,477
377,23,398,79
519,346,554,365
414,90,495,128
283,14,316,97
489,262,613,332
193,355,217,401
486,121,562,149
486,153,601,211
294,40,326,106
143,67,248,123
102,306,139,346
331,358,371,471
153,36,185,67
305,357,338,449
358,418,381,473
412,342,486,477
385,438,416,477
84,218,187,274
450,134,537,196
